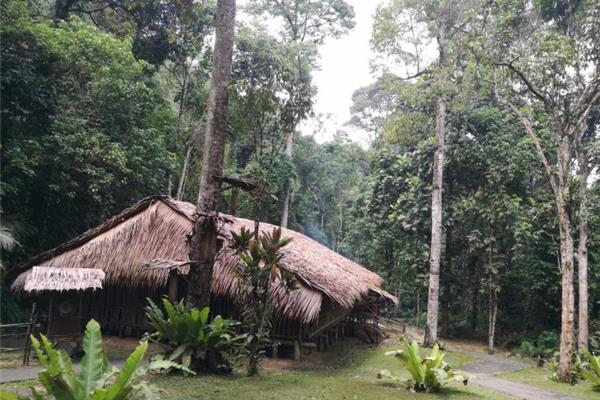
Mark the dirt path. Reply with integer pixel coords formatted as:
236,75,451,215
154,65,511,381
460,351,580,400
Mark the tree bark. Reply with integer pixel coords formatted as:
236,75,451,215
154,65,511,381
424,96,446,347
186,0,236,308
576,145,589,352
280,131,294,228
488,284,497,355
556,137,575,382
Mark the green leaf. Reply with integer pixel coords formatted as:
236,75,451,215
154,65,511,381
104,340,148,400
78,319,108,394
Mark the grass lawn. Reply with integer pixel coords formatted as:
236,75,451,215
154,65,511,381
151,341,513,400
498,366,600,399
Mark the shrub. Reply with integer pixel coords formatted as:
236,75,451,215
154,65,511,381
514,331,560,359
145,297,242,374
545,352,586,385
0,319,188,399
377,336,468,393
582,350,600,391
515,340,537,358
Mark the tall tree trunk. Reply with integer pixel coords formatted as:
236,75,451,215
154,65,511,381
186,0,236,308
576,145,589,352
280,132,294,228
424,96,446,347
424,25,447,347
556,138,575,382
508,105,579,381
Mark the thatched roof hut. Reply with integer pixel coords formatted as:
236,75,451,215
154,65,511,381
22,267,105,293
12,196,396,339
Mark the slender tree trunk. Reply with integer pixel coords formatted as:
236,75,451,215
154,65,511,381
488,284,497,355
487,243,497,355
176,113,206,200
576,147,589,352
187,0,236,308
424,27,447,347
424,97,446,347
281,132,294,228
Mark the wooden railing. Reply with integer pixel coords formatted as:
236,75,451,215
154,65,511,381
0,303,39,365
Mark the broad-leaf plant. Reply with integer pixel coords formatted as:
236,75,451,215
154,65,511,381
377,336,468,392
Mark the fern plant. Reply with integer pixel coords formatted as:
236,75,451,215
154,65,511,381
583,350,600,391
145,297,242,373
377,336,468,393
0,319,188,400
545,351,586,384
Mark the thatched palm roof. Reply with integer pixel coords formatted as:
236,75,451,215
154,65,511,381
12,196,397,323
23,267,105,292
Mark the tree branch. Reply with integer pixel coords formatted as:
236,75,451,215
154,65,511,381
506,102,559,197
494,61,549,105
399,69,432,81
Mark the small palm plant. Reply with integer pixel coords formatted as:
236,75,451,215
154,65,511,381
583,350,600,391
0,319,188,399
229,227,295,376
377,336,468,393
145,297,242,374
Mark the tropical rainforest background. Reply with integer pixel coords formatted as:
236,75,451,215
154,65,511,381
1,0,599,353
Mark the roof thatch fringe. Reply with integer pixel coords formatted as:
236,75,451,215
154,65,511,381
23,267,105,292
12,196,397,324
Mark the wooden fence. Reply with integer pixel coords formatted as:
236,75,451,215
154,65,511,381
0,303,39,365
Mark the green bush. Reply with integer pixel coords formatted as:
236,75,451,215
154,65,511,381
515,340,537,358
583,350,600,391
545,352,586,385
0,319,188,399
514,331,560,358
145,297,242,374
377,336,468,393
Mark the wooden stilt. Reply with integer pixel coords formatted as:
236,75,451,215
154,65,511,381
293,340,301,361
272,342,279,359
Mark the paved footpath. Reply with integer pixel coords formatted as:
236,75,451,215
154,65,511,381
0,365,42,383
462,351,581,400
0,359,126,383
